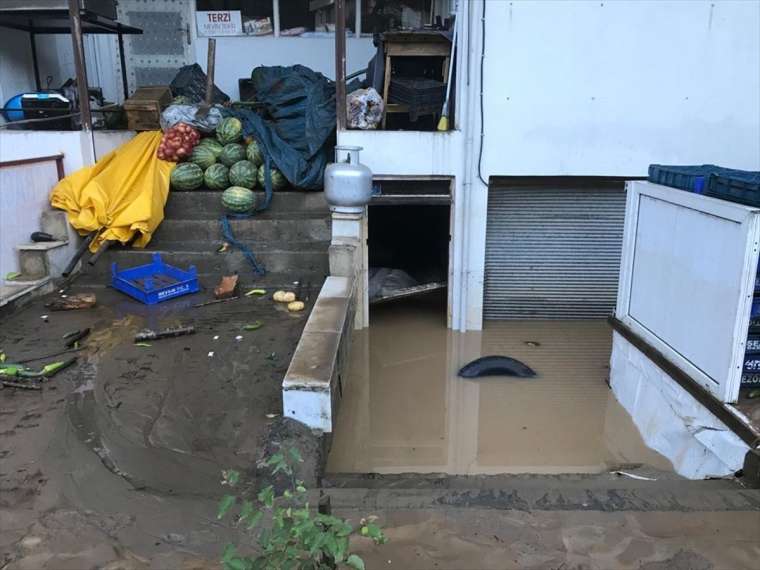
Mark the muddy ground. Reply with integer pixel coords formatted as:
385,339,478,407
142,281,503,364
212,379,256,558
1,287,759,570
1,285,311,569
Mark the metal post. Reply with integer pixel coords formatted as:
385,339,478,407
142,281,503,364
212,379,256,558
67,0,92,130
335,0,347,131
29,25,41,91
117,32,129,101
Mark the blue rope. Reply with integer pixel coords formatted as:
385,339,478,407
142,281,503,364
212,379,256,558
220,214,266,276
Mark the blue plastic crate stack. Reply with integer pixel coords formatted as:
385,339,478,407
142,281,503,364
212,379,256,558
649,164,760,388
744,269,760,387
648,164,760,208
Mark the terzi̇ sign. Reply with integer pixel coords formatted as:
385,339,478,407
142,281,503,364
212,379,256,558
196,10,242,37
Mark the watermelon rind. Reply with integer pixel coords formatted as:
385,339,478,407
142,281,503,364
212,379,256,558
219,143,246,167
257,164,288,190
229,160,258,189
222,186,256,213
246,140,263,167
204,163,230,191
170,163,204,191
190,145,217,170
216,117,243,145
197,137,224,157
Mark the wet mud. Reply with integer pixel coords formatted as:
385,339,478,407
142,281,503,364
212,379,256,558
0,285,310,568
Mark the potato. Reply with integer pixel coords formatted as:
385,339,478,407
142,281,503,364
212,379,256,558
287,301,305,312
273,290,296,303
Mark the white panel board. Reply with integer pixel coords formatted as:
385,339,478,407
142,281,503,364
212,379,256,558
616,181,760,403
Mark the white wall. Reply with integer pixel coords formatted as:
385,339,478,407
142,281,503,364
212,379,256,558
481,0,760,176
0,130,94,176
193,36,375,100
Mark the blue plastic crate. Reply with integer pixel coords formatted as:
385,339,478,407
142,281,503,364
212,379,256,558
111,253,199,305
647,164,714,193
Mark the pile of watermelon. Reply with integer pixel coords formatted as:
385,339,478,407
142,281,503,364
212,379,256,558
169,117,289,213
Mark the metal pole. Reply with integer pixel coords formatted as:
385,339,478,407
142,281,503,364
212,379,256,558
67,0,92,131
335,0,347,131
117,31,129,101
205,38,216,105
29,25,41,91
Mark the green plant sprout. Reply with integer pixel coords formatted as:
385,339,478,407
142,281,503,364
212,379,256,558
217,447,387,570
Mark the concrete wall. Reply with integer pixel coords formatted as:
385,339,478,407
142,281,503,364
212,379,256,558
481,0,760,176
0,130,94,176
610,332,750,479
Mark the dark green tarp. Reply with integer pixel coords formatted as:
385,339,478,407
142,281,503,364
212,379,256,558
227,65,337,191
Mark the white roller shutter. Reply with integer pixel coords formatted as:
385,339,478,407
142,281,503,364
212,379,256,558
484,184,626,319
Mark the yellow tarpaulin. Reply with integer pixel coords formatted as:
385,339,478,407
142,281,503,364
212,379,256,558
50,131,174,252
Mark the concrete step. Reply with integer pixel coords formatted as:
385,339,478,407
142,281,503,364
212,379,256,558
0,277,53,309
17,240,70,280
80,242,330,281
150,216,331,244
165,190,329,219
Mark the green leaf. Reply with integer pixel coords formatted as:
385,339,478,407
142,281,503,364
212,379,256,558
226,469,241,486
345,554,365,570
222,544,237,563
223,558,247,570
243,321,264,331
246,510,263,530
217,494,236,519
5,272,21,281
287,447,303,464
257,485,274,508
135,342,152,347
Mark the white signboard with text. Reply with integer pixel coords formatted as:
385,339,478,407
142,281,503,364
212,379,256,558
196,11,242,37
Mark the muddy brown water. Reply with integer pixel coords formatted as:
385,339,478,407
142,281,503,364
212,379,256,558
328,297,672,475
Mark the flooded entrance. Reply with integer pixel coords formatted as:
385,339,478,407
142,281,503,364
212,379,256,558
327,295,672,475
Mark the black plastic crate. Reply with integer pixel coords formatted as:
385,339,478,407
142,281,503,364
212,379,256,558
647,164,713,193
705,171,760,208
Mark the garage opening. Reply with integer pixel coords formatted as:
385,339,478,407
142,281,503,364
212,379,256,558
366,179,451,309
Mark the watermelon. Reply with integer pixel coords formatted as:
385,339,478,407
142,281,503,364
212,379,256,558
171,163,204,190
258,164,288,190
190,145,217,170
197,138,224,157
246,140,263,167
229,160,258,189
219,143,246,167
222,186,256,213
216,117,243,145
204,163,230,191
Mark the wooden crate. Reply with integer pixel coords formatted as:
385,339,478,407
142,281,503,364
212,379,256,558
123,86,172,131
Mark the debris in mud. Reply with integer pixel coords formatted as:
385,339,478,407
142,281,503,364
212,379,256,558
287,301,305,312
193,296,239,308
45,293,97,311
0,357,77,380
2,380,42,390
134,325,195,342
458,355,536,379
214,274,239,299
245,288,267,297
613,470,658,481
243,321,263,331
64,328,91,348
